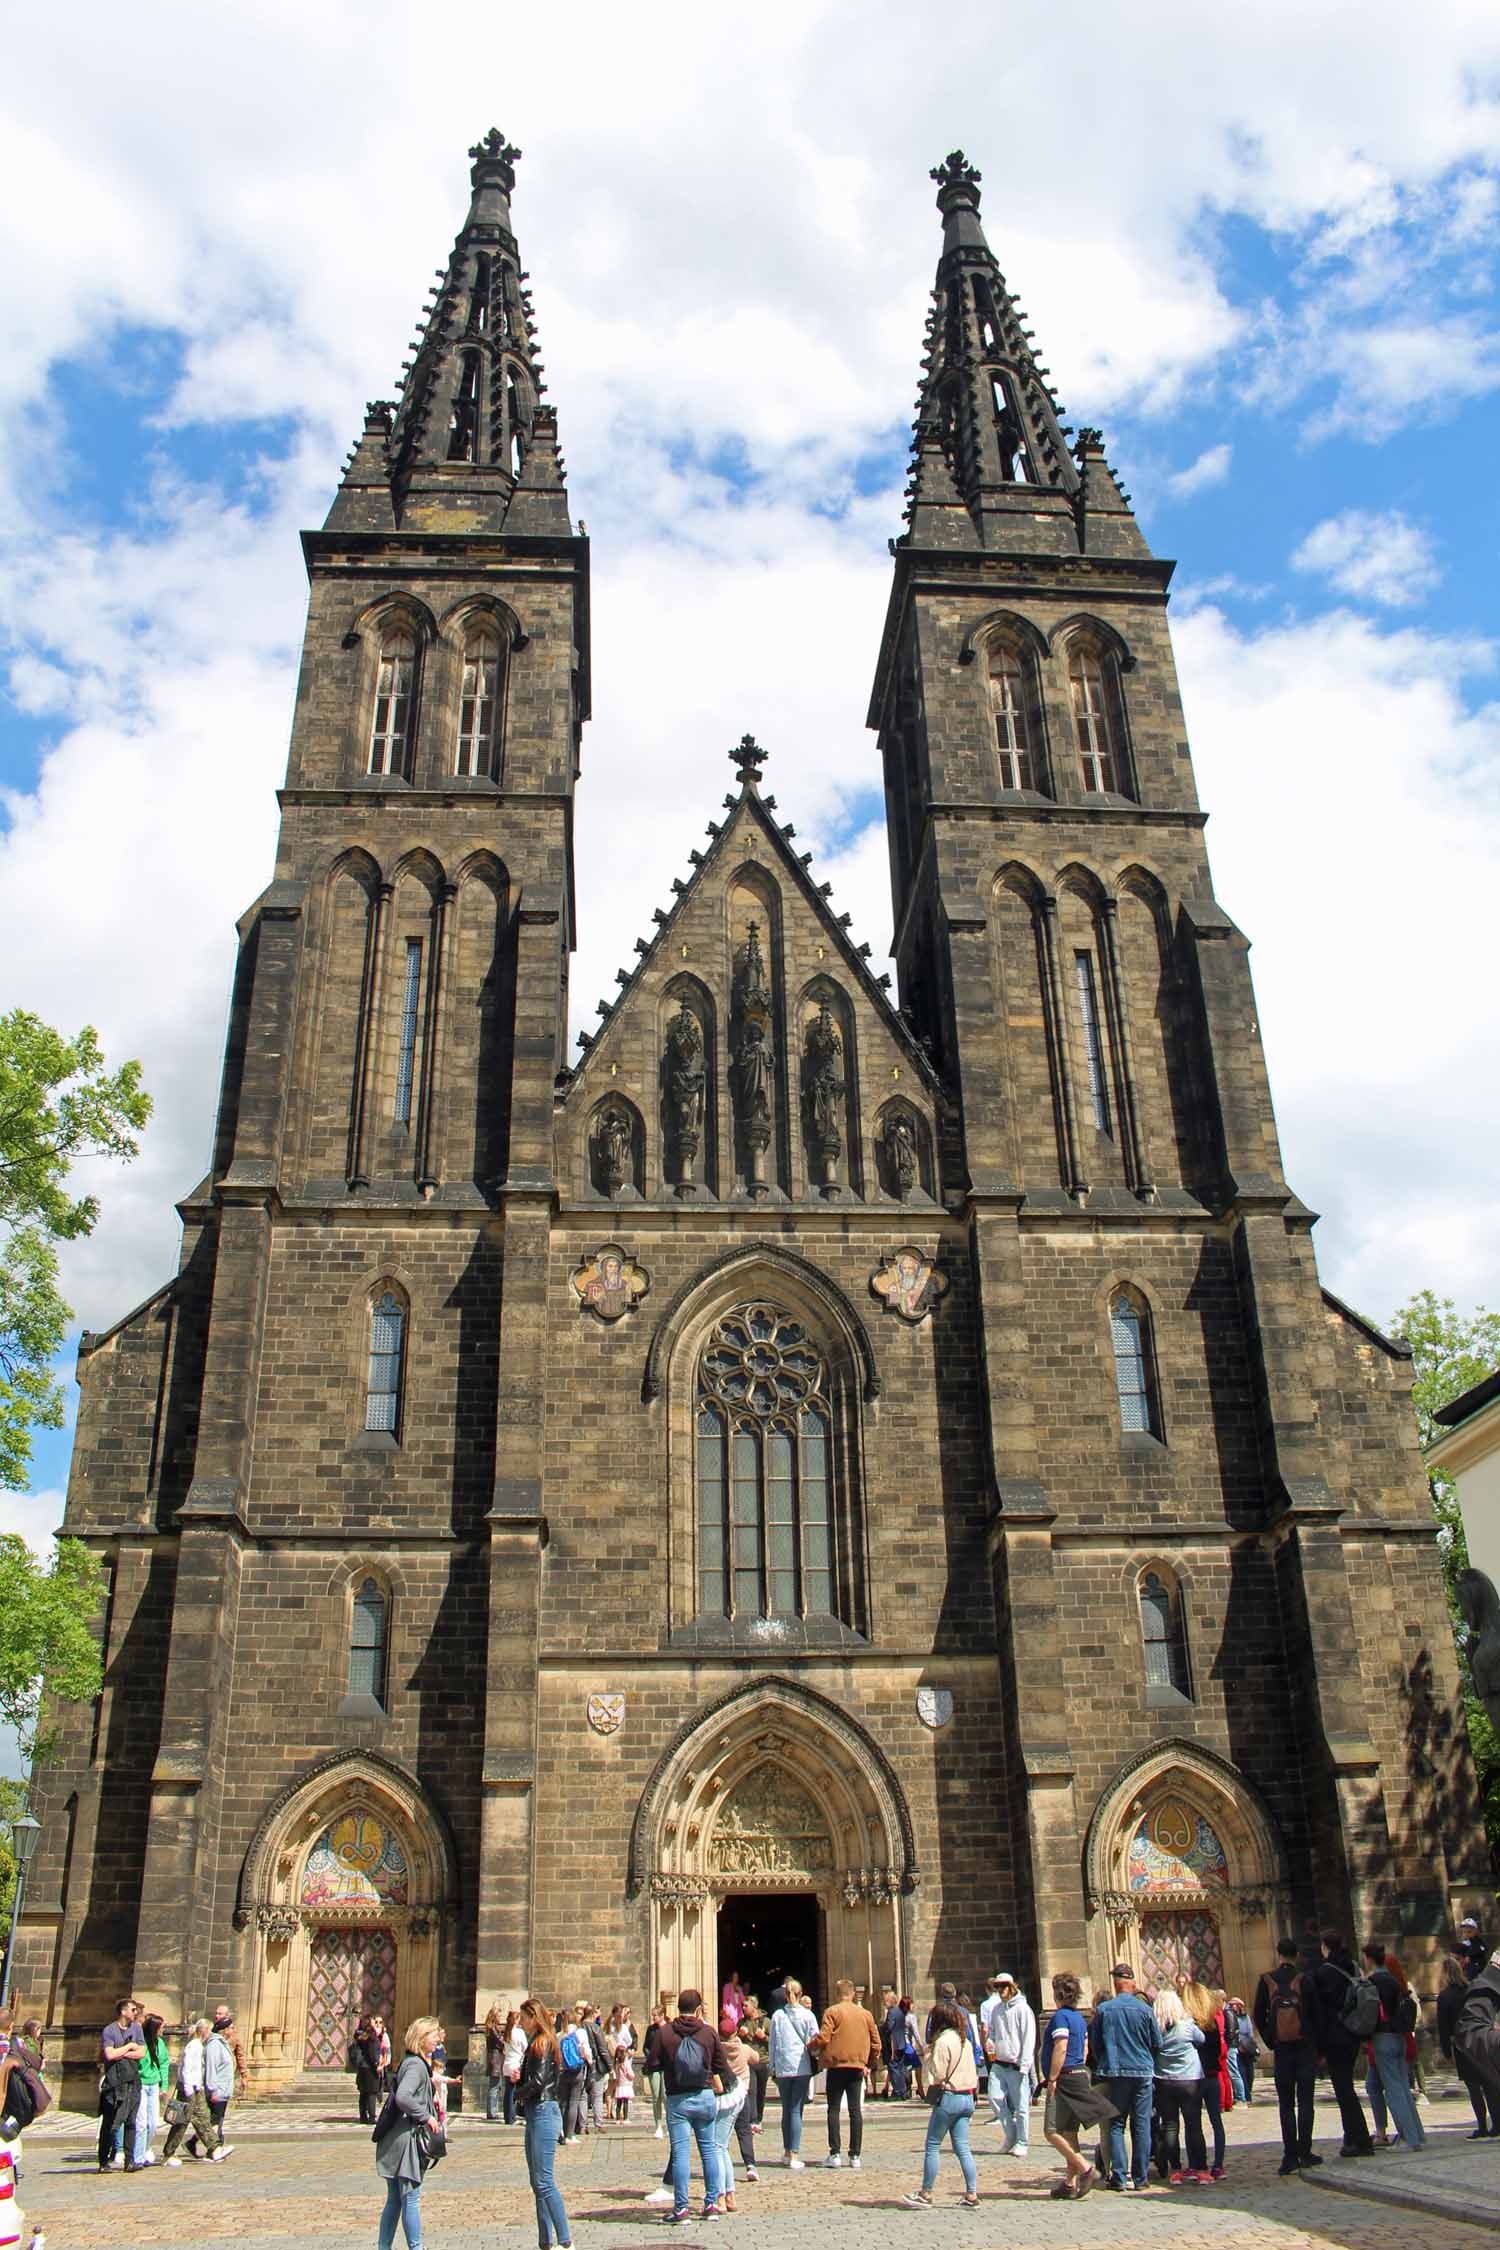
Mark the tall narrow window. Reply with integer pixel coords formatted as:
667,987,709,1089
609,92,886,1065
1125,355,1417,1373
1074,951,1112,1134
469,254,491,336
456,630,501,777
394,940,422,1125
349,1576,389,1702
365,1291,406,1433
695,1304,837,1621
991,375,1033,483
506,371,526,475
448,351,481,462
1070,652,1119,794
369,632,416,776
1139,1571,1192,1697
1110,1289,1161,1437
989,649,1034,791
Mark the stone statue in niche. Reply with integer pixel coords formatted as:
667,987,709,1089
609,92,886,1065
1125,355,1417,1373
1457,1569,1500,1737
663,1001,706,1194
731,920,775,1198
594,1103,634,1197
883,1110,919,1202
802,1000,845,1196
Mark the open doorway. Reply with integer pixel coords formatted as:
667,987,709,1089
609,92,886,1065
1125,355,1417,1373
717,1893,823,2013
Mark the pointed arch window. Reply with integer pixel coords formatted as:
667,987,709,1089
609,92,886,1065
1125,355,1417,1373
696,1305,836,1621
988,646,1036,791
1070,649,1124,795
349,1576,390,1704
369,630,416,776
991,374,1034,483
456,627,502,777
1110,1288,1162,1439
1139,1570,1192,1699
448,351,482,463
469,254,492,337
365,1290,407,1435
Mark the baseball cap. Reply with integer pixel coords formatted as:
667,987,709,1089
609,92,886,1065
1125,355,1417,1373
1461,1916,1479,1930
1110,1963,1134,1979
993,1971,1016,1986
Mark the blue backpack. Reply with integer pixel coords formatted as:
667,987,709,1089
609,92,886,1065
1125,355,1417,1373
560,2029,583,2071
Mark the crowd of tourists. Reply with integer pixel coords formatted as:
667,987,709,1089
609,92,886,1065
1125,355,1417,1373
94,1996,243,2170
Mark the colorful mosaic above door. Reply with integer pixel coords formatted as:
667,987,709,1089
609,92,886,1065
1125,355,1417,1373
304,1924,397,2069
1127,1799,1228,1893
301,1808,409,1907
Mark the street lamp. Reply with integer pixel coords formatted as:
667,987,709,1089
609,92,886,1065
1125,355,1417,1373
0,1815,42,2011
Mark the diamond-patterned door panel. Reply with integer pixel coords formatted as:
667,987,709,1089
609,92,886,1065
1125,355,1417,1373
1138,1909,1223,1996
304,1926,397,2070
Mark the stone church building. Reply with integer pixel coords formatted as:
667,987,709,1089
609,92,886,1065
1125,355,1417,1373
20,135,1484,2094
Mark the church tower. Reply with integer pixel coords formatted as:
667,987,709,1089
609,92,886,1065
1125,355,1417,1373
868,150,1483,1981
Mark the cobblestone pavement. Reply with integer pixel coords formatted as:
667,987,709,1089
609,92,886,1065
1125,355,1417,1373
20,2086,1495,2249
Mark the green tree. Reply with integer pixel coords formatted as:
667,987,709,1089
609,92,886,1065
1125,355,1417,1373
0,1534,105,1764
0,1009,151,1491
1390,1289,1500,1856
0,1778,30,1952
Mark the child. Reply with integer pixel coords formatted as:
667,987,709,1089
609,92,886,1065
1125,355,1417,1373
611,2038,635,2120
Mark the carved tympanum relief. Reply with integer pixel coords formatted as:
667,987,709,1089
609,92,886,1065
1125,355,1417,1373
708,1762,835,1876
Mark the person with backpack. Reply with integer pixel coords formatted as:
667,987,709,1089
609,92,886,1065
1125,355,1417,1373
0,2022,51,2148
1252,1939,1323,2176
558,2007,589,2143
655,1988,731,2223
1309,1933,1375,2156
1360,1944,1424,2149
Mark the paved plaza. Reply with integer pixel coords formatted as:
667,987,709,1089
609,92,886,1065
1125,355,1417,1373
16,2081,1494,2247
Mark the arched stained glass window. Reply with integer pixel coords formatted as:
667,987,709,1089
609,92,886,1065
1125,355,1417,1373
1070,650,1120,795
456,628,501,777
349,1576,389,1703
696,1304,836,1621
1139,1570,1192,1698
1110,1289,1161,1438
366,1290,406,1434
988,648,1034,792
369,629,416,775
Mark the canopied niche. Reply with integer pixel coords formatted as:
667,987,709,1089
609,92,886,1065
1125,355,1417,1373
234,1753,455,2093
798,980,859,1197
630,1678,916,2009
726,868,785,1197
1083,1741,1289,2004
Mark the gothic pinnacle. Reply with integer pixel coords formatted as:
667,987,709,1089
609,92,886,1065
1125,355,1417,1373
731,733,767,790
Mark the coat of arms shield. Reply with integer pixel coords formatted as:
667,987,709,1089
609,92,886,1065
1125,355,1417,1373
916,1685,953,1730
587,1691,626,1736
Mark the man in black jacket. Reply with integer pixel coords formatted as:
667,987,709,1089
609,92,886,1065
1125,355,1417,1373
1309,1936,1374,2156
1253,1940,1323,2176
1456,1956,1500,2108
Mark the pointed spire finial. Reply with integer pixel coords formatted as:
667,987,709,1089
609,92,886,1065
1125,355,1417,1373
930,149,982,211
469,127,521,187
731,733,767,789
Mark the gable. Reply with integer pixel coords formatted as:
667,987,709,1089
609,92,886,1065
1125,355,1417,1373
557,785,940,1206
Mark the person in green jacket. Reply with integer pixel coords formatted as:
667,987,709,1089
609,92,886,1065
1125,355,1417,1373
133,2014,172,2168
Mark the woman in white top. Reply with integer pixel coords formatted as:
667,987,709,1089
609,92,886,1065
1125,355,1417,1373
766,1979,821,2168
903,1998,979,2207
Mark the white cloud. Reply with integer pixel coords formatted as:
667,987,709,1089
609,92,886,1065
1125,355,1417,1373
1166,443,1232,498
1291,509,1442,608
1174,603,1500,1319
0,1488,66,1561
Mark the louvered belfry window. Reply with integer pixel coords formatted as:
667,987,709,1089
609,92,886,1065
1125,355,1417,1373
696,1304,833,1621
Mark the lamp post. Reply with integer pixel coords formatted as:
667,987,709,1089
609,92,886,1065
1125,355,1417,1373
0,1814,42,2011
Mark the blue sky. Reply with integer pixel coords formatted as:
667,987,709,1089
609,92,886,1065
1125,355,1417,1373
3,1,1500,1567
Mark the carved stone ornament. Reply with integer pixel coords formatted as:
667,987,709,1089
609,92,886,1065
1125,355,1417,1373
871,1247,949,1325
731,921,775,1197
1097,1888,1140,1926
663,1000,706,1192
883,1111,920,1202
649,1873,710,1905
255,1905,302,1943
570,1243,649,1324
594,1103,634,1197
915,1685,954,1731
587,1691,626,1736
801,1000,845,1195
709,1764,834,1876
842,1866,896,1907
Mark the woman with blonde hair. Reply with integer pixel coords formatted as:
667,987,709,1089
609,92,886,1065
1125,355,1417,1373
374,2017,441,2250
161,2017,216,2166
516,2000,572,2250
1179,1981,1228,2179
1152,1989,1207,2183
767,1976,820,2168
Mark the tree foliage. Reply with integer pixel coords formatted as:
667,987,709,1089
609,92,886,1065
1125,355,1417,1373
0,1535,104,1765
1390,1289,1500,1857
0,1010,151,1492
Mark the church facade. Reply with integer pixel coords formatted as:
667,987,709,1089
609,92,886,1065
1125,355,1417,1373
20,135,1486,2095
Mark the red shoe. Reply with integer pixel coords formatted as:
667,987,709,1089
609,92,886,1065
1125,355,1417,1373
1168,2169,1186,2184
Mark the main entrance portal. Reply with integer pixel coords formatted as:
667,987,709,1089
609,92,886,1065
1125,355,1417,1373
718,1893,823,2012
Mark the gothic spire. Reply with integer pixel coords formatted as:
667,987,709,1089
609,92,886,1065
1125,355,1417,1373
904,151,1144,557
326,130,571,535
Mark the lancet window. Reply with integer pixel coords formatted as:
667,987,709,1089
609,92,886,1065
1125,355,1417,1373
696,1305,834,1621
349,1577,390,1704
369,631,416,776
456,628,501,777
1139,1570,1192,1698
365,1290,407,1435
1070,650,1123,795
1110,1288,1162,1439
988,647,1035,791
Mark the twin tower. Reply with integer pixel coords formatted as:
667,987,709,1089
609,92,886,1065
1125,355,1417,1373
25,134,1479,2097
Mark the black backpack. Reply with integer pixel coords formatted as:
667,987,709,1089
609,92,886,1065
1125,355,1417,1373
2,2066,43,2130
673,2029,711,2092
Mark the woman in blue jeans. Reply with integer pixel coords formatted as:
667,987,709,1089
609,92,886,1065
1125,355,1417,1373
516,1999,574,2250
1361,1947,1425,2149
903,1998,980,2206
374,2017,441,2250
766,1978,820,2167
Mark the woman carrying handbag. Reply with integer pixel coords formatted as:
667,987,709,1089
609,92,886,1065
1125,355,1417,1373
902,1997,980,2207
374,2017,443,2250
